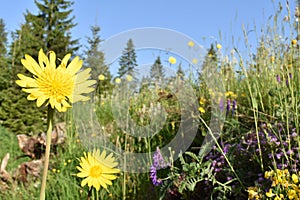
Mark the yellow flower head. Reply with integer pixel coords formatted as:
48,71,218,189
216,44,222,49
247,187,259,199
192,58,198,64
265,170,274,179
287,189,297,199
199,98,206,105
126,75,133,82
266,189,275,197
198,107,205,113
274,194,284,200
270,56,275,62
292,174,299,184
225,91,234,97
16,49,96,112
188,41,195,47
115,78,121,84
168,56,177,65
77,149,120,191
291,39,297,45
98,74,105,81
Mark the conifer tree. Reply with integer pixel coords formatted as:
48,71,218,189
0,18,9,90
0,19,7,57
84,25,111,95
118,39,138,78
150,56,164,82
176,62,185,79
199,44,218,81
25,0,79,58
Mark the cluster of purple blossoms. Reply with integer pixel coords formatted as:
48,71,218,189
205,143,231,174
150,147,169,186
203,142,239,197
239,123,299,172
203,122,299,197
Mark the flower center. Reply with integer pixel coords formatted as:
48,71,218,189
89,165,102,178
37,67,74,101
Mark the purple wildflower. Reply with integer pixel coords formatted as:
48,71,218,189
276,74,281,83
149,147,169,186
232,100,237,116
287,149,294,155
291,130,297,138
150,165,162,186
153,147,168,169
226,99,231,116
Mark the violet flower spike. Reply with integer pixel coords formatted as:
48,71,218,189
226,99,231,116
276,74,281,83
153,147,168,169
150,165,162,186
232,100,236,116
149,147,169,186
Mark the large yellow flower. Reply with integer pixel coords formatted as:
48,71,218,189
16,49,96,112
77,149,120,191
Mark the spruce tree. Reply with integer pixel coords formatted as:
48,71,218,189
0,18,9,90
199,44,218,80
0,19,7,57
25,0,79,59
84,25,111,95
0,20,37,134
150,56,164,82
176,62,185,79
118,39,138,78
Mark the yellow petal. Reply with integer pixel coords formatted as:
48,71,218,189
101,174,117,181
100,150,107,159
16,79,33,88
61,53,71,67
54,100,62,112
21,56,43,76
81,177,89,187
27,93,38,100
75,68,92,83
77,172,88,178
23,88,42,95
74,81,96,94
67,57,82,75
49,51,56,70
38,49,49,68
36,95,47,107
98,177,108,189
49,98,56,109
16,74,38,87
61,100,71,108
70,94,90,103
93,178,101,191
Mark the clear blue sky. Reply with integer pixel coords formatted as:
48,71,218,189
2,0,296,49
1,0,297,75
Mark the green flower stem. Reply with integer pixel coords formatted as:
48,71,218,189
123,135,127,200
40,106,54,200
87,188,93,200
